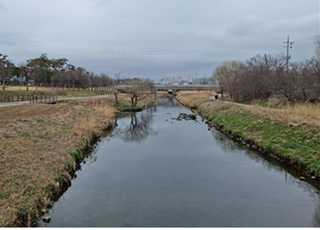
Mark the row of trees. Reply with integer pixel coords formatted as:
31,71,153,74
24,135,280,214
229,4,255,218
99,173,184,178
0,53,114,91
211,54,320,102
0,52,157,108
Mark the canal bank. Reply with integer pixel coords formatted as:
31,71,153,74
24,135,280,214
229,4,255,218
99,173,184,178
175,91,320,181
0,95,157,227
40,97,320,227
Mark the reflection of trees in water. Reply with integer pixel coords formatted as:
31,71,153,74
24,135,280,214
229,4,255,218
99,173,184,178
210,129,238,152
210,125,320,226
158,98,180,107
211,126,299,180
312,202,320,227
210,129,277,170
84,149,99,165
113,109,158,143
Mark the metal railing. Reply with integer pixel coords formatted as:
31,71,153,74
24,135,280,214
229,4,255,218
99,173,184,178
29,95,58,103
0,95,58,104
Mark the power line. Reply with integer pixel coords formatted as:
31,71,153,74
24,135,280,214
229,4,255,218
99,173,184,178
0,39,314,56
294,37,314,43
294,44,315,48
0,40,285,55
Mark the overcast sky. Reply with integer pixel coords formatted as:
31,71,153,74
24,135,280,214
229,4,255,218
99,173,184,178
0,0,319,80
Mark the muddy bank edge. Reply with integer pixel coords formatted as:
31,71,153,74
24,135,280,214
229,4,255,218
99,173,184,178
175,96,320,182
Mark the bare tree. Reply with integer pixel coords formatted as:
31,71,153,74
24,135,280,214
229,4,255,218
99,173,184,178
211,61,244,100
268,55,298,102
308,57,320,99
54,70,67,90
237,54,271,101
75,67,86,90
50,57,68,90
122,79,152,107
211,66,227,98
100,73,112,91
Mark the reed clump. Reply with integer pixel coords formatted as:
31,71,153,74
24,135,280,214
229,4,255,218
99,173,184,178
176,90,213,108
199,101,234,116
246,102,320,130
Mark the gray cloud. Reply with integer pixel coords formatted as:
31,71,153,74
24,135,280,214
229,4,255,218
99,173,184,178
0,2,6,12
0,0,318,79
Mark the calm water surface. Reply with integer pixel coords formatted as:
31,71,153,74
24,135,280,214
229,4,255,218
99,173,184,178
41,98,320,227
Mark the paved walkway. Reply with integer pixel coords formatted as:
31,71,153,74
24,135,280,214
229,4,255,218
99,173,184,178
210,96,251,107
0,95,111,108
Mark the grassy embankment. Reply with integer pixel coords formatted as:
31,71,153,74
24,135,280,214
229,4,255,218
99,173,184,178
0,93,157,227
176,91,320,178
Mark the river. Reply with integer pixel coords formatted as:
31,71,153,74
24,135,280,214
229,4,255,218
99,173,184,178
40,98,320,227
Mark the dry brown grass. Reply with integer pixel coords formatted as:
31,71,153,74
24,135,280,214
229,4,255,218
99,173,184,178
73,102,116,136
0,92,156,226
0,103,73,127
176,90,213,108
0,98,116,227
245,102,320,130
199,101,235,115
73,117,98,136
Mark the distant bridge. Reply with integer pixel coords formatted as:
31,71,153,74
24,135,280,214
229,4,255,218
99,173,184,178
156,85,219,92
114,85,220,93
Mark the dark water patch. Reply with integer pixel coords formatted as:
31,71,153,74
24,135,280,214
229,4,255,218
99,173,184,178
41,98,320,227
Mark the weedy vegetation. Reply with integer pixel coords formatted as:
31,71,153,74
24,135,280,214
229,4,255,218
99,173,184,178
177,90,320,177
0,92,157,226
0,98,116,226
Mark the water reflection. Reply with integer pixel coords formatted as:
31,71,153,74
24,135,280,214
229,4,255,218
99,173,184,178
210,129,238,152
41,98,320,227
208,117,320,227
113,108,158,143
313,203,320,226
209,116,320,190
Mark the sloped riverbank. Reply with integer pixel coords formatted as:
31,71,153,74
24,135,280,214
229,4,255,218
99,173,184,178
40,98,320,227
175,92,320,181
0,95,157,227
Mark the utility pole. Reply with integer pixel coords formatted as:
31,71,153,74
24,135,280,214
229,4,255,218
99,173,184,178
264,54,269,73
283,35,294,73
